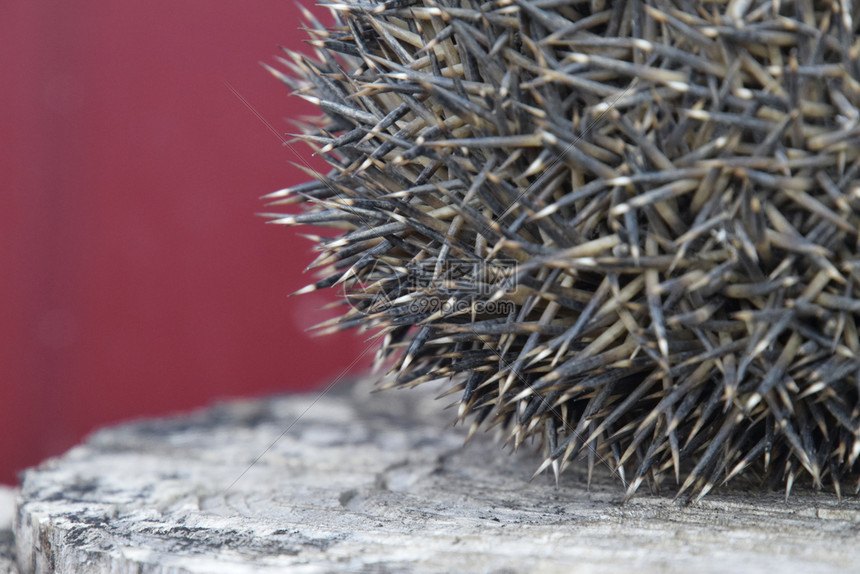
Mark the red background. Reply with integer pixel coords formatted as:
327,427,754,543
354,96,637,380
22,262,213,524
0,2,369,485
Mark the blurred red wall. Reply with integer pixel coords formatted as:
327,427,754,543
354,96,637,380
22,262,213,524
0,2,371,485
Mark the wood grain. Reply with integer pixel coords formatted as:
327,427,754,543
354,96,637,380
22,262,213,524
0,486,18,574
14,378,860,573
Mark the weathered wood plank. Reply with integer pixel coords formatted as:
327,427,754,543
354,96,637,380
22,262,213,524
0,486,19,574
14,378,860,573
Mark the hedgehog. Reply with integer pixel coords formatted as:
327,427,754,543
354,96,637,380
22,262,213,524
262,0,860,502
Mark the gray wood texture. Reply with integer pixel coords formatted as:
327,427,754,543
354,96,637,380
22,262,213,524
13,378,860,573
0,487,18,574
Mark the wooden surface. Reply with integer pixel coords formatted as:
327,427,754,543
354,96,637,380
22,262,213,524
13,378,860,573
0,486,18,574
